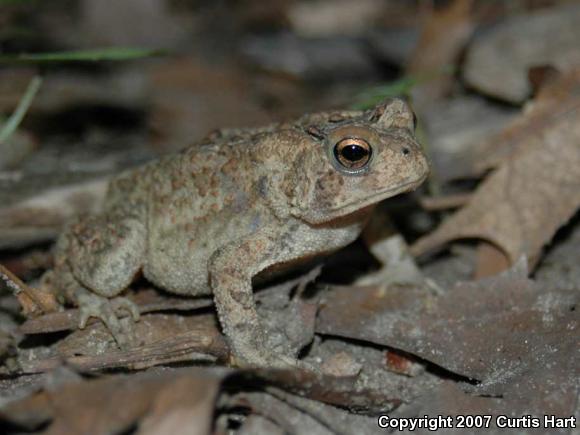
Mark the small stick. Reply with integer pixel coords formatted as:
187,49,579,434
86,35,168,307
18,328,229,374
419,192,472,211
0,263,58,314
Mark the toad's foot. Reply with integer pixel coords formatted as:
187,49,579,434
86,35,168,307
76,289,140,348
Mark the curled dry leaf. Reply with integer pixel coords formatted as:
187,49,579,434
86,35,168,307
243,368,403,413
470,68,580,175
412,69,580,269
229,391,334,435
265,388,380,435
229,388,381,435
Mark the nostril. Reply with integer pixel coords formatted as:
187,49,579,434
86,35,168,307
402,147,410,156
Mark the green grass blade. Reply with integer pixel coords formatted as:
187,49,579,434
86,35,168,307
0,47,164,64
0,76,42,144
351,65,456,110
0,0,37,4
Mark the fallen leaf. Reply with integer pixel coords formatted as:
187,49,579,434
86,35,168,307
419,94,517,181
316,262,579,384
355,210,424,287
288,0,385,37
391,379,578,435
470,68,580,175
149,57,273,150
236,415,284,435
0,178,109,249
473,242,510,279
0,368,222,435
229,388,384,435
463,3,580,104
411,69,580,269
418,192,472,211
407,0,474,107
79,0,191,48
266,388,380,434
229,391,334,435
237,368,403,413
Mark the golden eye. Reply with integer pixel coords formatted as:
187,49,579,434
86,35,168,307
333,138,372,170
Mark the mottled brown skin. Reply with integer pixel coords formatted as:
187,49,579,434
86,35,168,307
48,98,429,369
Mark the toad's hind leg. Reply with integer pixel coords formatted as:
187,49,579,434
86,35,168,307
58,215,146,346
66,215,146,297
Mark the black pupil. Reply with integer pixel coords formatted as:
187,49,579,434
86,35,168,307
340,144,368,162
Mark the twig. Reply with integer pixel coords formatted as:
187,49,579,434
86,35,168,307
0,263,57,313
19,291,213,334
419,192,472,210
18,328,229,374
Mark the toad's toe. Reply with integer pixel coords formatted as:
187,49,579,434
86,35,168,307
76,289,139,349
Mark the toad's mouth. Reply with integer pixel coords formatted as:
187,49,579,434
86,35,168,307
325,174,427,220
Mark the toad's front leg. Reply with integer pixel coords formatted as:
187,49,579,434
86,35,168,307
209,234,308,370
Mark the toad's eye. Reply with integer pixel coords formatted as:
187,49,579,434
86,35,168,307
333,138,372,171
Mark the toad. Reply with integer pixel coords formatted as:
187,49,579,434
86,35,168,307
44,98,429,369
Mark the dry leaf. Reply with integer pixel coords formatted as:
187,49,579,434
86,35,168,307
407,0,474,106
316,262,579,383
0,368,222,435
248,368,403,412
316,266,580,423
412,69,580,268
355,210,424,287
470,68,580,175
462,3,580,104
418,192,471,211
229,391,333,435
473,242,510,279
390,378,578,435
237,415,284,435
0,179,109,249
